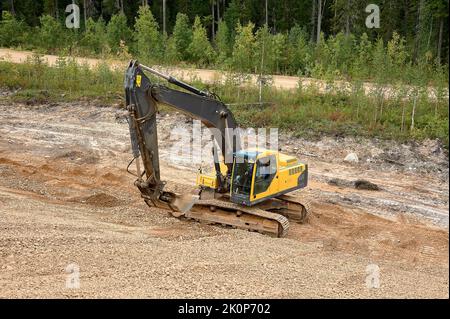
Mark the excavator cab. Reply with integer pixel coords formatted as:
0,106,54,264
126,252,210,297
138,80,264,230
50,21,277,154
229,149,308,206
197,148,308,206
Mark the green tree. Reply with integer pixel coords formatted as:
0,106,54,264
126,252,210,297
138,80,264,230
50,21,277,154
223,0,241,39
387,32,408,72
427,0,449,65
188,16,214,66
106,13,132,54
331,0,364,36
165,35,179,63
231,22,256,73
38,15,65,53
271,33,287,74
172,13,192,61
80,17,107,55
134,5,161,62
312,32,330,77
326,32,355,76
102,0,122,17
43,0,58,18
372,38,387,81
351,32,373,79
0,11,27,47
215,20,231,64
255,25,286,74
255,25,271,74
285,25,313,76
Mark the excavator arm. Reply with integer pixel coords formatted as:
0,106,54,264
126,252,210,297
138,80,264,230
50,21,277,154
124,60,240,211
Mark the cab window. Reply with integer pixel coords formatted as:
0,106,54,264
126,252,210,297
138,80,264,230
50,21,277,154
231,156,254,195
253,155,277,195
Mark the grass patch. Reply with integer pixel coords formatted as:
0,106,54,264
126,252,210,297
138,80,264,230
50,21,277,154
1,58,448,147
0,55,122,105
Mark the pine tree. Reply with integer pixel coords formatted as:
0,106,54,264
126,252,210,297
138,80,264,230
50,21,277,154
285,25,312,76
327,32,355,76
43,0,57,18
372,37,386,81
81,17,107,54
0,11,26,47
188,16,215,66
172,13,192,61
387,32,408,71
134,5,161,62
215,20,231,64
231,22,256,73
106,13,132,54
352,32,373,78
331,0,364,36
38,15,65,53
165,35,180,63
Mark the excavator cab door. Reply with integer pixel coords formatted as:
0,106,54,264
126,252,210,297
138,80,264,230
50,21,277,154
230,152,256,206
252,155,278,201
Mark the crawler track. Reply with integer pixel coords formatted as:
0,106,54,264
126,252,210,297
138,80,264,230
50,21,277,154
187,199,290,237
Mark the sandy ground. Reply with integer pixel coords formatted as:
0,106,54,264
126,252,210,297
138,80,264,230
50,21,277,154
1,48,446,100
0,98,448,298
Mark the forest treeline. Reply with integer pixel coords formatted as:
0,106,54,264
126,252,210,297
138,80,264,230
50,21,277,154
0,0,448,85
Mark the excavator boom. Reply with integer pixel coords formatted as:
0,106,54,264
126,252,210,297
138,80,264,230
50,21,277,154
125,60,240,188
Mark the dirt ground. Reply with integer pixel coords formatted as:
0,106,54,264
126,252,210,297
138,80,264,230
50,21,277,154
0,99,448,298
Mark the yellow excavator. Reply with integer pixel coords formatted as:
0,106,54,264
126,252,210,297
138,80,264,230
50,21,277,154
124,61,311,237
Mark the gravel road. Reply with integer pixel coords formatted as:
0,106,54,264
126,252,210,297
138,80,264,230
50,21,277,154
1,48,447,100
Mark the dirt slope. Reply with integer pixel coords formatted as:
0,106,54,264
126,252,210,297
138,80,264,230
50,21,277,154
0,100,448,298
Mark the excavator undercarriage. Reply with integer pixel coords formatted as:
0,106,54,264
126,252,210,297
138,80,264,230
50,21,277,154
125,60,311,237
142,190,310,237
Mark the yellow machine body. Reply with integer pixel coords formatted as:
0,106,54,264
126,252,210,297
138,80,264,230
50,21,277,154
197,148,308,206
196,163,228,189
